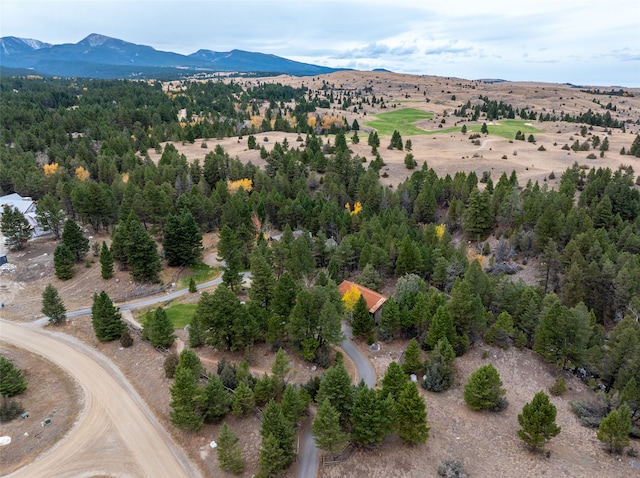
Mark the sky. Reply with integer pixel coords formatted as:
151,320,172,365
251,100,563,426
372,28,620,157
1,0,639,87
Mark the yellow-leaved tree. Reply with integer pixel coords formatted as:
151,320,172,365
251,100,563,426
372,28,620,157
227,178,253,194
435,223,446,240
43,163,59,176
75,166,90,181
342,285,361,312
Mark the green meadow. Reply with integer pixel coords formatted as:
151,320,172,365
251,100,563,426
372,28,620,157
364,108,433,136
178,262,219,289
365,107,541,140
427,119,542,139
140,302,197,329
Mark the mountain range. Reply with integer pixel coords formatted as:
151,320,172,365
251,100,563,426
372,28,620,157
0,33,341,78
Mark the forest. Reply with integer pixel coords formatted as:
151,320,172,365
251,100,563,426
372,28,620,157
2,76,640,475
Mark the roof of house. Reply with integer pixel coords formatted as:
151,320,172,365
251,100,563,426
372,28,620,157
0,193,35,215
338,280,388,314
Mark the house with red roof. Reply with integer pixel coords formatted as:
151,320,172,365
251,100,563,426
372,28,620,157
338,280,388,323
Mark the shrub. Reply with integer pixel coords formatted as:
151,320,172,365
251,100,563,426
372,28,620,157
549,377,567,396
587,153,597,159
538,145,546,151
437,459,467,478
569,400,603,428
164,352,179,378
548,171,555,180
120,328,134,348
0,398,24,422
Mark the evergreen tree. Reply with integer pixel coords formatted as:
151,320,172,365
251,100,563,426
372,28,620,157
41,283,66,325
426,305,456,350
177,349,204,377
397,381,430,445
381,361,407,401
217,423,245,474
281,384,308,424
463,364,506,411
61,218,89,262
351,294,373,338
53,244,75,280
163,210,202,267
218,224,244,291
169,366,203,432
258,433,288,477
249,250,276,310
188,277,197,293
597,404,632,454
1,204,32,250
259,401,296,471
462,188,493,240
272,348,292,384
533,300,591,368
378,296,400,341
231,381,255,417
402,338,422,375
91,291,125,341
448,278,486,344
485,311,514,348
350,383,395,446
143,306,176,348
0,356,27,398
99,241,113,279
422,337,456,392
127,214,162,282
312,398,350,454
316,362,354,423
201,375,232,424
35,193,65,240
517,391,561,451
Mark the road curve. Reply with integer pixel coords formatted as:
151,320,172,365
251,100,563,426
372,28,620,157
296,322,377,478
1,319,201,478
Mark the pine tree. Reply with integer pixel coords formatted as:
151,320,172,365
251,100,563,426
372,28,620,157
312,398,350,454
201,375,231,424
316,362,354,424
163,210,202,267
249,250,276,310
463,188,493,240
281,384,308,424
232,381,255,417
260,401,296,470
99,241,113,279
402,338,422,375
169,367,203,432
597,404,632,454
91,291,125,341
517,391,561,451
378,296,400,341
463,364,506,411
0,356,27,398
61,218,89,262
351,294,373,337
485,311,514,348
143,307,176,348
381,361,407,401
397,381,430,445
272,348,292,383
41,283,66,325
127,214,161,282
217,423,245,474
177,349,204,377
35,193,65,240
350,383,395,446
426,305,456,349
1,204,32,250
258,433,288,477
53,244,75,280
422,337,456,392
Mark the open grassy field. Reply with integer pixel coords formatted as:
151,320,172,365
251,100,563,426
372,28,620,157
364,107,433,136
164,302,197,328
425,119,542,139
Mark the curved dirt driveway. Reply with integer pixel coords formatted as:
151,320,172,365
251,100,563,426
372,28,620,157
1,319,201,478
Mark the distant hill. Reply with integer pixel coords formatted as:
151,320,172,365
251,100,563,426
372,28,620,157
0,33,340,79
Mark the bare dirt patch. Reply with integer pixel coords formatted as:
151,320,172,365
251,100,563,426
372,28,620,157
0,342,81,475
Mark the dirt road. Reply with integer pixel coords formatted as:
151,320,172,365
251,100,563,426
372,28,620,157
1,319,201,478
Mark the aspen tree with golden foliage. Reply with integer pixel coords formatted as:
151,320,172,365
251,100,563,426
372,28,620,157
342,285,361,312
43,163,59,176
75,166,90,181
